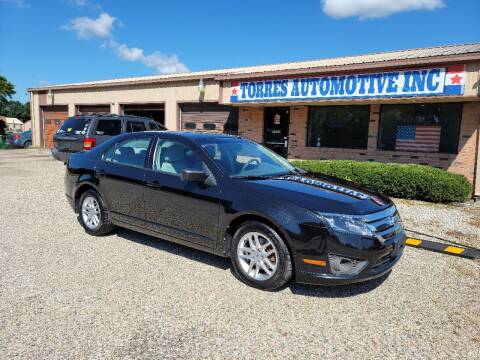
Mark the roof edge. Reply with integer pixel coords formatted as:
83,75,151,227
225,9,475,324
215,53,480,81
28,45,480,93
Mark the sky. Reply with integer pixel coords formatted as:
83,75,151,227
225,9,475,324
0,0,479,102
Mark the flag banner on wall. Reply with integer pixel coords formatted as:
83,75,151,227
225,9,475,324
230,64,465,103
395,125,441,152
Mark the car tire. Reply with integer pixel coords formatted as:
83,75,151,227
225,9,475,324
77,190,115,236
23,141,31,149
231,221,293,291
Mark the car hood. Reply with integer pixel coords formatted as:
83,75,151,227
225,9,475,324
241,174,393,215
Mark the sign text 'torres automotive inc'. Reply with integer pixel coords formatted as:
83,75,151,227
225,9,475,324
229,65,465,103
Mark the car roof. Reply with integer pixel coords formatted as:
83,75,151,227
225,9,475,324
70,113,156,122
110,131,241,145
151,131,241,140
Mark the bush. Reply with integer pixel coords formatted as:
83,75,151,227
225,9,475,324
291,160,472,203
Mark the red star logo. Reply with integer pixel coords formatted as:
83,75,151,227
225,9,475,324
231,87,238,95
450,74,462,84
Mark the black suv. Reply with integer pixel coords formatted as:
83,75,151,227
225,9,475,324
52,114,164,162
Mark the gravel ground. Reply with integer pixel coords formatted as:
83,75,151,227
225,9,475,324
0,148,479,359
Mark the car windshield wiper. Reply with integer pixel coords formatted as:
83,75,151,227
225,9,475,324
292,167,307,174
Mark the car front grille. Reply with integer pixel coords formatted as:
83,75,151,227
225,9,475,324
372,254,396,271
361,206,403,243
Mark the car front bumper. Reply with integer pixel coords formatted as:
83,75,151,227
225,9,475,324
295,231,406,286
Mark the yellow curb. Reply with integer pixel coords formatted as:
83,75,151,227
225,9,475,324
406,238,422,246
443,246,465,255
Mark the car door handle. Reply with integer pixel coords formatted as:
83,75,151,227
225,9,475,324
145,180,163,189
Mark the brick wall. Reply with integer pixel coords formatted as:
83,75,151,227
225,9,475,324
287,102,480,186
238,107,264,143
448,102,480,183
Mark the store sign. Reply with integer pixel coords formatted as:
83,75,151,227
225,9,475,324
230,64,465,103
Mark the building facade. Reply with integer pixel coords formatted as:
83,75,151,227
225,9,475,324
28,44,480,196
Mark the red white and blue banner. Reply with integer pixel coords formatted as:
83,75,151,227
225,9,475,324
230,64,465,103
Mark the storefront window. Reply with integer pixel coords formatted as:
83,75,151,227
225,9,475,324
378,103,462,153
307,105,370,149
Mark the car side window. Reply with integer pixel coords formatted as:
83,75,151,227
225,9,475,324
153,139,205,176
149,122,161,130
105,137,151,167
95,119,122,136
127,121,147,133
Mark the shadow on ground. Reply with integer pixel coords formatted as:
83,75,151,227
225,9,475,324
116,228,231,270
288,272,390,298
116,227,389,298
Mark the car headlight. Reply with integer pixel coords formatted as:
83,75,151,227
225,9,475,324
320,213,377,238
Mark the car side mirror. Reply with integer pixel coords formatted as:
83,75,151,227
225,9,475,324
181,169,208,183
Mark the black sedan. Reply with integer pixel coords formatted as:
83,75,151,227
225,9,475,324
65,131,405,290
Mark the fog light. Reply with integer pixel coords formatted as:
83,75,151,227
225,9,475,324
328,254,368,276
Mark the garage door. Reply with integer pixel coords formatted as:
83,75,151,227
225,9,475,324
181,103,238,134
122,103,165,126
76,104,111,115
42,105,69,148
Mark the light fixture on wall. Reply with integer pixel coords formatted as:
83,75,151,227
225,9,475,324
198,78,205,94
47,89,54,105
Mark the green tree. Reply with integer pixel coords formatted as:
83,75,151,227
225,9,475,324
0,75,15,104
1,100,30,121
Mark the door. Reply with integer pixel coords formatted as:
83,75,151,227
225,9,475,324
264,107,290,157
42,105,69,148
181,103,239,134
76,104,111,115
97,135,153,226
143,137,221,248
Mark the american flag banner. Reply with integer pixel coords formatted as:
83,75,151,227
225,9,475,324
395,125,441,152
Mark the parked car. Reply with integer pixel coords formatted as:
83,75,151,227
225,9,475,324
7,130,32,148
52,114,165,163
65,131,406,290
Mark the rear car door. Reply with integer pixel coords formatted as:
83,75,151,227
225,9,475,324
143,136,221,248
54,116,91,153
96,134,154,226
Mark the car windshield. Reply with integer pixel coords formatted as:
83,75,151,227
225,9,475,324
199,137,296,178
57,116,91,135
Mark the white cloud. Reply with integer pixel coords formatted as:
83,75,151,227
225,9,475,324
114,43,144,61
110,41,189,74
63,12,189,74
321,0,445,19
62,12,115,39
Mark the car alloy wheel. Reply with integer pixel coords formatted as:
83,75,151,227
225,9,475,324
81,196,101,230
237,231,279,281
